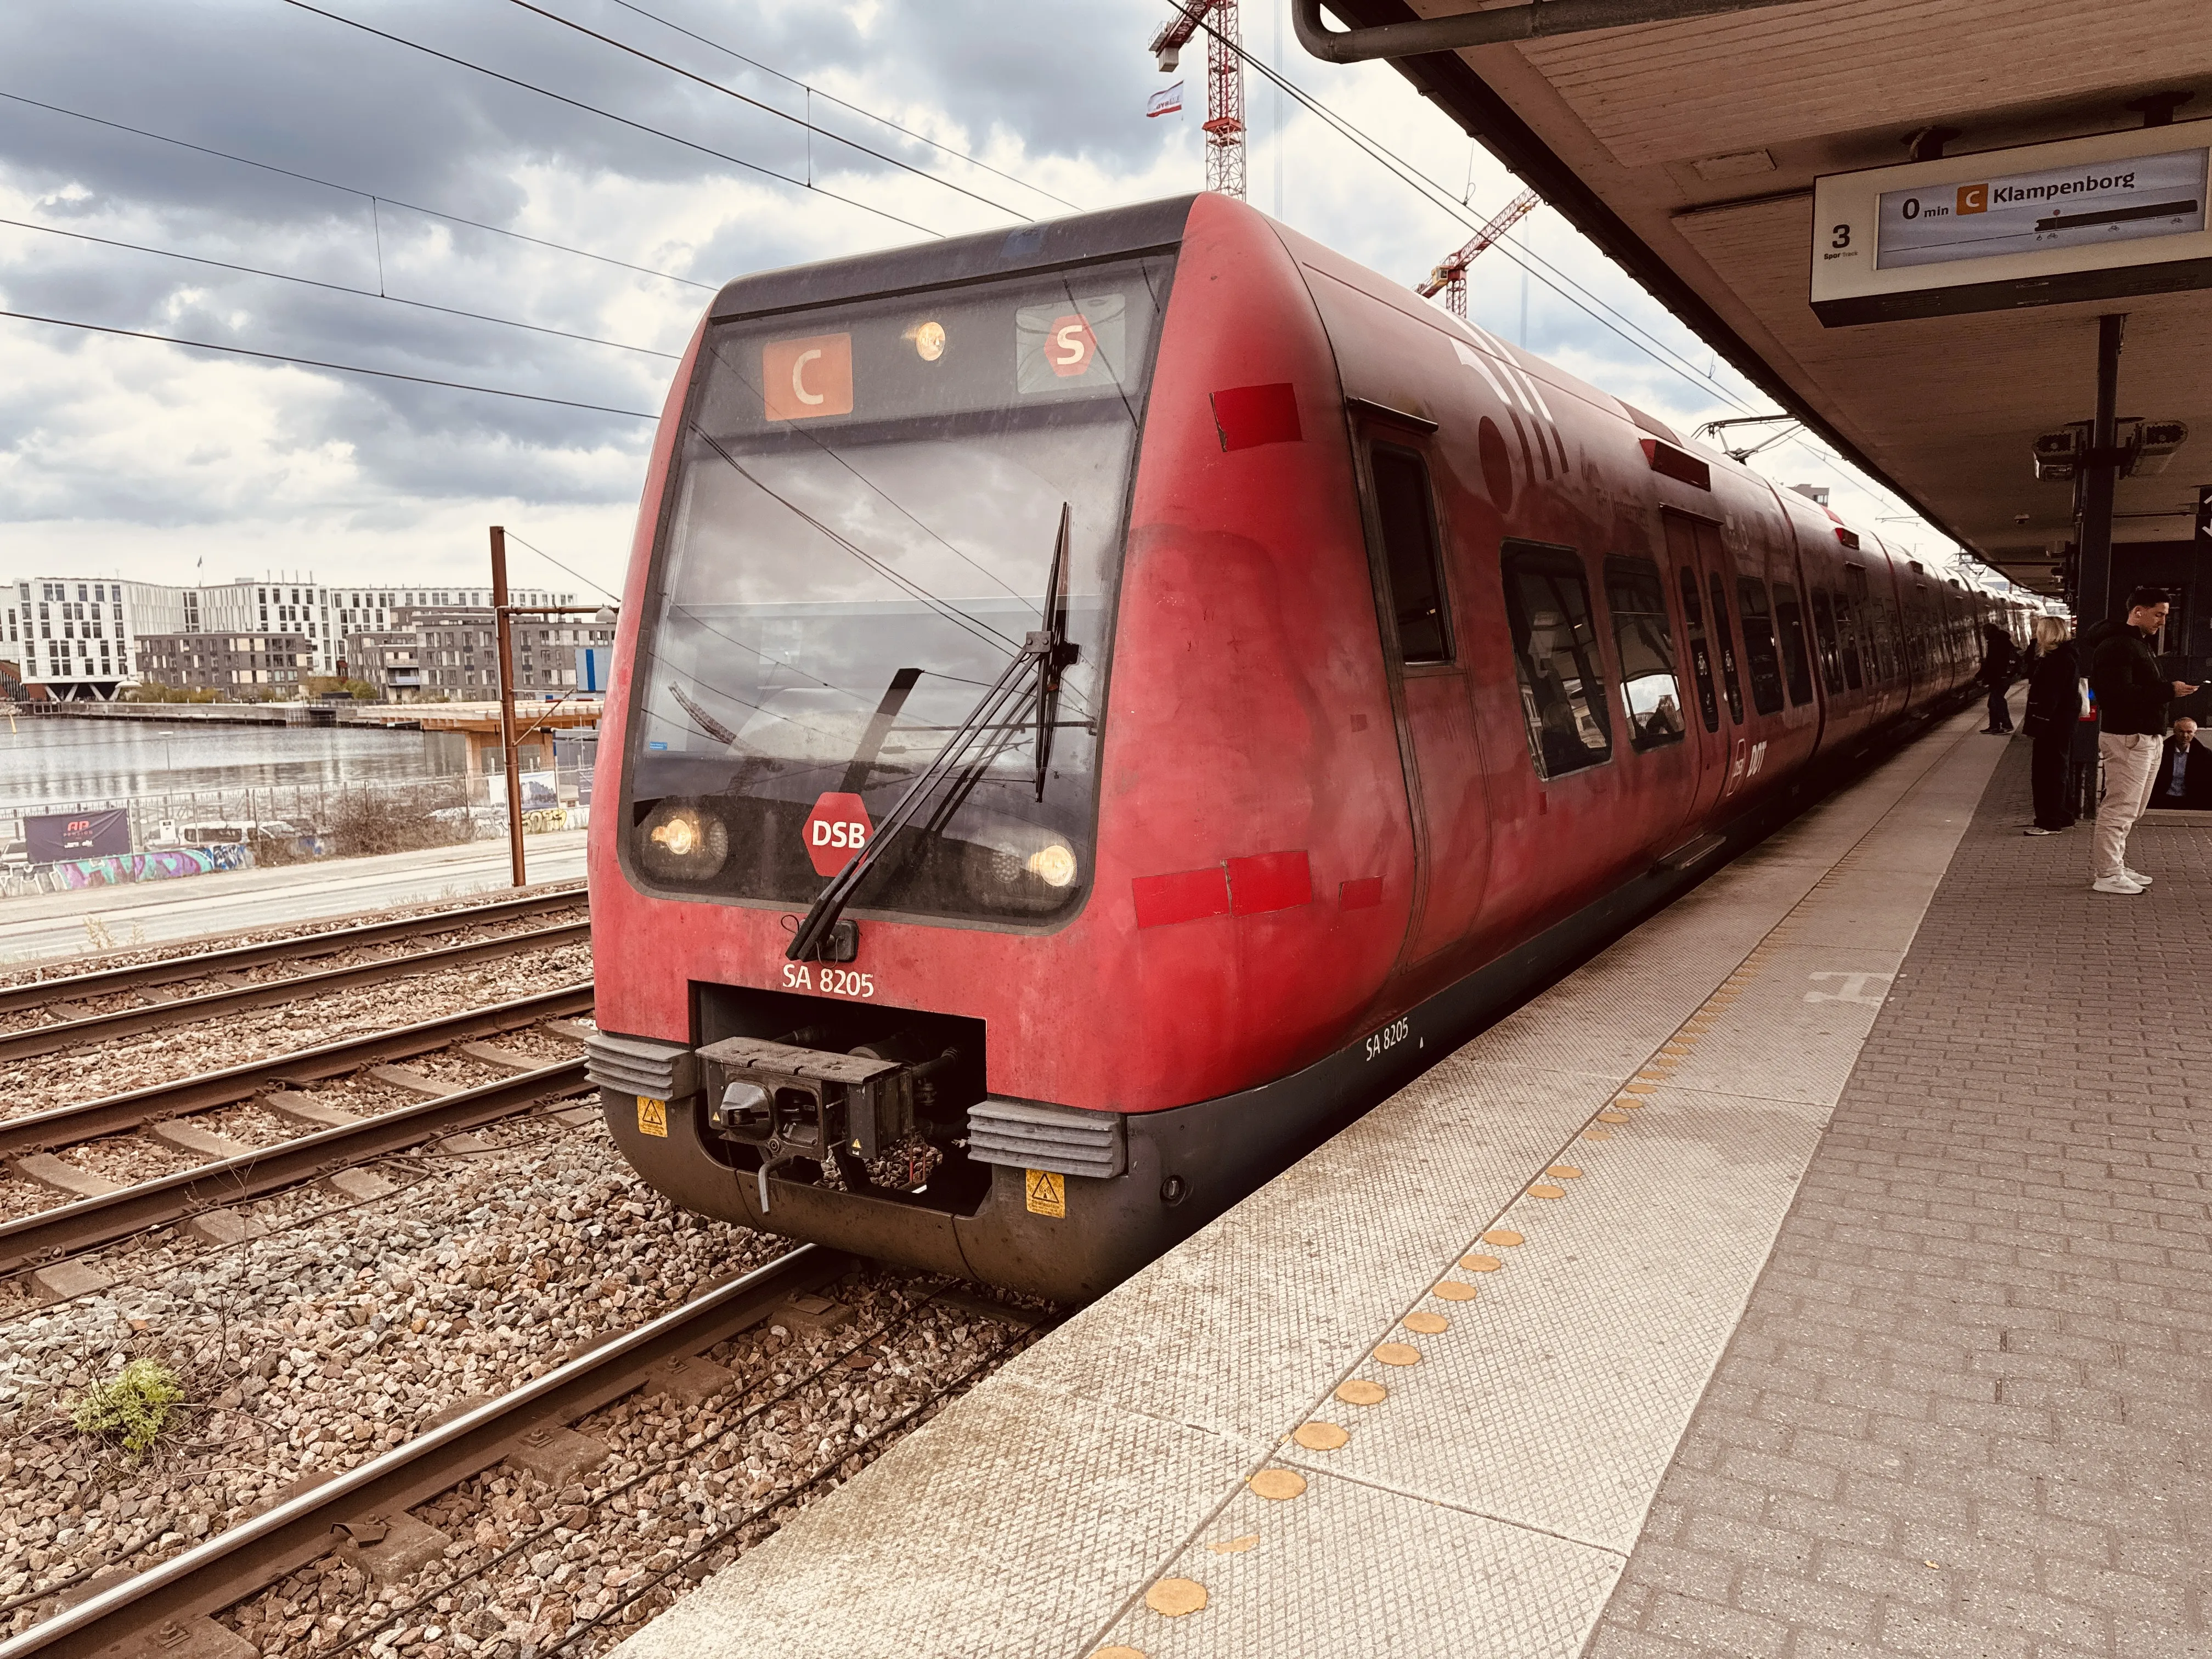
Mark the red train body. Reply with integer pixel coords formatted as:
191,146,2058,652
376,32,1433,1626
586,194,2021,1301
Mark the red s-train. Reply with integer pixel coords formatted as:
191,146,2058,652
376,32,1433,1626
585,193,2020,1302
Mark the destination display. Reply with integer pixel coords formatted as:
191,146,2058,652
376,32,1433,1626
1876,149,2207,269
1812,120,2212,326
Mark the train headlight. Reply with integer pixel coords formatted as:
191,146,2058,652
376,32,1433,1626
638,801,729,880
1026,842,1078,888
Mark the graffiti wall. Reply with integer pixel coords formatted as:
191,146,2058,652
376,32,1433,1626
46,843,255,890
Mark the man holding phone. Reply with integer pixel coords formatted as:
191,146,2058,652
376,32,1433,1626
2086,588,2200,894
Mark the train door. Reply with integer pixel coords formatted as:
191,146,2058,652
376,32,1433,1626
1356,427,1491,968
1661,511,1741,820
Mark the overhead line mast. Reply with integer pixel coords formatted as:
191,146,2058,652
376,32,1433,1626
1417,187,1541,318
1150,0,1245,200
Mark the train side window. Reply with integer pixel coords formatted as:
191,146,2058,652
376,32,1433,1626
1839,566,1870,689
1707,572,1745,724
1808,587,1847,694
1605,555,1685,751
1773,582,1815,705
1368,444,1452,664
1734,577,1787,715
1675,568,1720,732
1502,544,1613,780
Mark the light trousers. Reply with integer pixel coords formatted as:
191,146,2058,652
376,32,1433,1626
2094,732,2162,880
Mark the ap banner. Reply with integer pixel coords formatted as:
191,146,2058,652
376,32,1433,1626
25,808,132,864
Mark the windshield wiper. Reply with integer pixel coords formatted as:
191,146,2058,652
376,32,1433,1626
786,504,1075,962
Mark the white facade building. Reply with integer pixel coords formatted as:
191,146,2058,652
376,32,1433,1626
1,573,571,699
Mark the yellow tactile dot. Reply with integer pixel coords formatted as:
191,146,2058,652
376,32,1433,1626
1527,1183,1566,1199
1662,1043,1694,1056
1581,1128,1613,1140
1482,1229,1523,1247
1432,1279,1478,1301
1621,1082,1655,1093
1637,1068,1672,1080
1613,1099,1645,1111
1374,1342,1421,1366
1337,1378,1388,1405
1293,1421,1349,1451
1094,1648,1148,1658
1146,1578,1207,1617
1596,1111,1629,1125
1404,1310,1449,1334
1250,1468,1308,1500
1460,1252,1504,1272
1205,1536,1259,1556
1548,1165,1583,1178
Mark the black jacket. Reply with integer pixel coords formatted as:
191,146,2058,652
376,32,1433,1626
2153,736,2212,808
1980,624,2019,686
2086,619,2173,736
2023,640,2080,734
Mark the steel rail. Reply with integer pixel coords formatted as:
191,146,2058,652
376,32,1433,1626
0,1057,596,1272
0,884,586,1018
0,1245,848,1659
0,982,594,1159
0,918,592,1063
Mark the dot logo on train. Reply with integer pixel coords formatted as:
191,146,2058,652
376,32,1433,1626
801,793,871,877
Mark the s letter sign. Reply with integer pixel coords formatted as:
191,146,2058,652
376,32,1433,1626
802,792,872,877
1812,120,2212,326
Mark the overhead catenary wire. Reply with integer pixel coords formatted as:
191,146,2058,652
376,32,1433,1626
0,217,681,359
0,91,716,292
0,309,659,419
602,0,1085,215
1199,13,1981,565
275,0,946,240
504,0,1043,226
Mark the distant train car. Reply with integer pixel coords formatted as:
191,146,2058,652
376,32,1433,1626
585,194,1985,1302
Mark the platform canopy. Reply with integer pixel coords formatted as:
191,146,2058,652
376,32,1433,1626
1304,0,2212,596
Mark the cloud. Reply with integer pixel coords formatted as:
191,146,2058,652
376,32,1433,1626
0,0,1964,595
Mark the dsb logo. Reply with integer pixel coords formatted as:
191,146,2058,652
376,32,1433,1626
802,791,873,877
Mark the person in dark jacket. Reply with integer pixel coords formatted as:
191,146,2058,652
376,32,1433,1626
2151,716,2212,809
2022,614,2081,834
1980,621,2020,733
2086,588,2200,893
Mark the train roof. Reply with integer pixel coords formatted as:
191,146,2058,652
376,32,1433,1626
707,196,1199,324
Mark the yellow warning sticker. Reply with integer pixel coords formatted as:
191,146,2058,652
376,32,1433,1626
1024,1168,1065,1218
636,1096,668,1137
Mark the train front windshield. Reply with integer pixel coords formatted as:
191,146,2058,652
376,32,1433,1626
625,255,1173,924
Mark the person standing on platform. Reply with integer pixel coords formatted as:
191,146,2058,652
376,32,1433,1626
2022,614,2080,835
1980,620,2019,733
2085,588,2199,894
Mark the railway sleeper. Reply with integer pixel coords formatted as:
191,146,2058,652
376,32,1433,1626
13,1250,851,1657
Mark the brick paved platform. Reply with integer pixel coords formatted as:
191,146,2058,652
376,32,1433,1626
1591,733,2212,1659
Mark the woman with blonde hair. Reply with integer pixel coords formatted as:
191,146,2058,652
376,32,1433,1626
2022,613,2080,834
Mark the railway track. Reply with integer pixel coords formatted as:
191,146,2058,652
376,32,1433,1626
0,885,585,1019
0,909,591,1063
0,983,594,1160
0,1054,595,1274
0,1247,851,1659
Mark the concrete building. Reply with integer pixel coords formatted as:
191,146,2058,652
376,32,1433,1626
0,571,575,699
351,605,607,702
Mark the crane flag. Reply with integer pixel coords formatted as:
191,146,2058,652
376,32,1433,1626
1146,83,1184,119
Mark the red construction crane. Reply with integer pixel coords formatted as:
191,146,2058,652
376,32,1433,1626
1418,188,1541,318
1149,0,1244,200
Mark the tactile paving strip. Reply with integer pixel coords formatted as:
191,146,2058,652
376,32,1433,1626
1094,1468,1621,1659
613,712,2011,1659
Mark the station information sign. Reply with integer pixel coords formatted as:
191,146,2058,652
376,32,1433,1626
1812,120,2212,326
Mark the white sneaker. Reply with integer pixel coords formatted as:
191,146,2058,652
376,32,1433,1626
2125,868,2153,887
2092,875,2146,895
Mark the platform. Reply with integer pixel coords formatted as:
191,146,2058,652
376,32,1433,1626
616,699,2208,1659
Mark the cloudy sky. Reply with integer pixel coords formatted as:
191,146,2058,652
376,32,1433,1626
0,0,1972,601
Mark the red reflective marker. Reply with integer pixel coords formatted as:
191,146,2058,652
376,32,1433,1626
802,792,872,877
